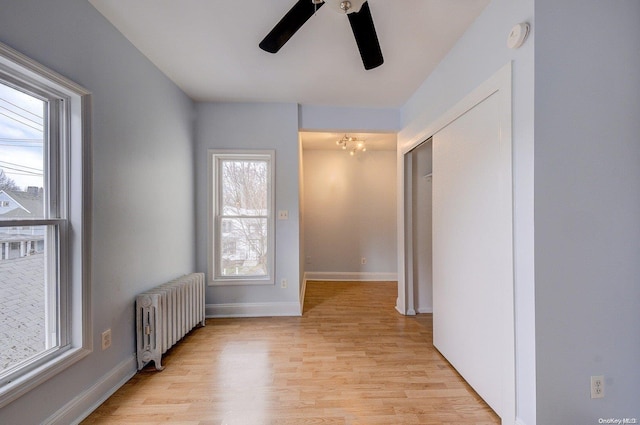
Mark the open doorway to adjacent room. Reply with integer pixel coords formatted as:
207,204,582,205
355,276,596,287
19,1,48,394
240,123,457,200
299,131,398,300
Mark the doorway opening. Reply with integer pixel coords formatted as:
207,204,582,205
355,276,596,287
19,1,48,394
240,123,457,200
299,131,398,305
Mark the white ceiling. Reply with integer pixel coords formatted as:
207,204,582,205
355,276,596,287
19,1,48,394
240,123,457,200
89,0,489,108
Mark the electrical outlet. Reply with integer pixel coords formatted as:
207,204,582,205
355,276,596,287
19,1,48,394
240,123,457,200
280,278,287,289
591,375,604,399
101,329,112,350
278,210,289,220
361,257,367,265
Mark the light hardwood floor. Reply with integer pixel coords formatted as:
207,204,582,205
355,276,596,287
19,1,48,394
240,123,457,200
82,281,499,425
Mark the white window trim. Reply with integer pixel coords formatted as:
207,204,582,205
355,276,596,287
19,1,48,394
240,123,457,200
0,41,92,408
208,149,275,286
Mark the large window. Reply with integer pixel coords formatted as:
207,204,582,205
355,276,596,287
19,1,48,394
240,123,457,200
209,151,274,285
0,42,91,406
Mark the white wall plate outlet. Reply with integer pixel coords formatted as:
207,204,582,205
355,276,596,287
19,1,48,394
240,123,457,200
101,329,112,350
591,375,604,399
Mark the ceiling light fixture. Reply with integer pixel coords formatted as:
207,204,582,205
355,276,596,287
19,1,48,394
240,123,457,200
336,134,367,156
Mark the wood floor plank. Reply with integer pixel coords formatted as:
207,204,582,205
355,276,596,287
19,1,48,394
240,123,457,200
81,281,499,425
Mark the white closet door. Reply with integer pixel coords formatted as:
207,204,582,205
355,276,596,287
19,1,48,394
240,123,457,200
432,90,514,419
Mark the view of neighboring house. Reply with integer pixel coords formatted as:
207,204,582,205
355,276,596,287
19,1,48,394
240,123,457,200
0,188,45,260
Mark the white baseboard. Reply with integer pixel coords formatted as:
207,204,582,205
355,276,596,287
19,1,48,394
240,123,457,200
395,304,431,315
45,355,137,425
515,418,528,425
206,301,301,318
417,307,433,314
304,271,398,282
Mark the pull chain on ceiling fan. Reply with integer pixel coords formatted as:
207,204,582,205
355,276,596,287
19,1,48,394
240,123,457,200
259,0,384,70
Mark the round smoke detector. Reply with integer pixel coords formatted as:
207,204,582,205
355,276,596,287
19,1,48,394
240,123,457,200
507,22,530,49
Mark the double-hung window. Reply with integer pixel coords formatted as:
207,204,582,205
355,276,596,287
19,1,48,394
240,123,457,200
209,150,274,285
0,42,91,406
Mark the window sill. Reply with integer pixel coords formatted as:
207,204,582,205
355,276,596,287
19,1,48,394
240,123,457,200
0,346,91,408
209,278,275,286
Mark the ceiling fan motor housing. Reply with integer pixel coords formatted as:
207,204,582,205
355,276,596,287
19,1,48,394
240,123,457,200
324,0,366,14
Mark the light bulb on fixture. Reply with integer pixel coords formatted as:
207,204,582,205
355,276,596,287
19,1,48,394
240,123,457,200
336,134,366,156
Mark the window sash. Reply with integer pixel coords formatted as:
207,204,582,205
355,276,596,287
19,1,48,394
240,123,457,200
209,151,274,285
0,40,91,408
215,216,269,278
0,221,65,384
216,157,269,217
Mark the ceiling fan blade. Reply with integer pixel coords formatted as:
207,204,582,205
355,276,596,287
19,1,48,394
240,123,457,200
347,1,384,70
259,0,324,54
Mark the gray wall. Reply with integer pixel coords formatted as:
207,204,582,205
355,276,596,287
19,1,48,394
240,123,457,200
399,0,535,422
0,0,195,423
195,102,301,308
299,105,400,133
303,149,397,276
534,1,640,422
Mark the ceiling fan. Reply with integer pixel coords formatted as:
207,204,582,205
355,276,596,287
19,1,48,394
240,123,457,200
259,0,384,70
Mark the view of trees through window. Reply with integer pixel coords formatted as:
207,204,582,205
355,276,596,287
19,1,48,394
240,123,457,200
219,159,269,277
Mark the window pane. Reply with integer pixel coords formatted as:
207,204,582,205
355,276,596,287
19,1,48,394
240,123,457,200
220,160,267,216
0,83,45,220
0,225,56,375
219,217,268,277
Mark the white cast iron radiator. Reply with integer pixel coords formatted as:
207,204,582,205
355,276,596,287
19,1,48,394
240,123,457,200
136,273,206,370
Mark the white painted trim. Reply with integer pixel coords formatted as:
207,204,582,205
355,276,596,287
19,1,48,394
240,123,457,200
0,41,90,96
206,302,301,318
44,355,136,425
402,153,413,315
303,271,398,282
416,307,433,314
515,419,528,425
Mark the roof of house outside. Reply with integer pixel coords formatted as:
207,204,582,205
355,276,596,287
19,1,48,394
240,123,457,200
0,254,45,370
0,188,44,219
